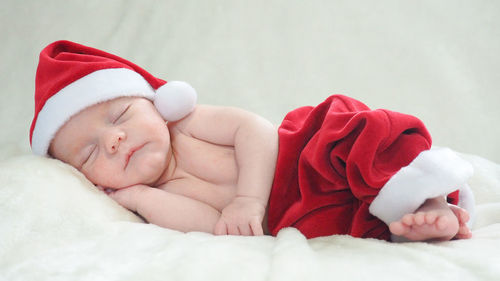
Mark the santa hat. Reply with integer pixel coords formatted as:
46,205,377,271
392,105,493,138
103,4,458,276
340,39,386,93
30,40,197,156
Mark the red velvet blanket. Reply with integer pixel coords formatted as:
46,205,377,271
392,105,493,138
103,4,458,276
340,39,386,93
267,95,457,240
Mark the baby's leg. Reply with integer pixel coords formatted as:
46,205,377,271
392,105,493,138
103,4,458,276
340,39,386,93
389,197,471,242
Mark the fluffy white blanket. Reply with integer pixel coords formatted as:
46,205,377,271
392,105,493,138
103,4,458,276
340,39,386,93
1,152,499,281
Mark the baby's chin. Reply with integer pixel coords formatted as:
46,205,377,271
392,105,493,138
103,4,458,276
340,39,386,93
93,167,163,190
126,158,168,186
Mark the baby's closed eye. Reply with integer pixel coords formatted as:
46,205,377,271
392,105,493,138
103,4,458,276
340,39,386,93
80,144,97,168
112,104,131,124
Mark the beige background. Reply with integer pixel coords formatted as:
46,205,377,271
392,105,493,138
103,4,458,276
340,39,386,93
1,0,499,163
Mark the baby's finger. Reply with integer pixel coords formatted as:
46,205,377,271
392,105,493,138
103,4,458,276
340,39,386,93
227,224,240,235
238,224,253,236
214,219,228,235
250,218,264,236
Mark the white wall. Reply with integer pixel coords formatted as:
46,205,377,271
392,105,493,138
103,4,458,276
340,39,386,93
1,0,499,162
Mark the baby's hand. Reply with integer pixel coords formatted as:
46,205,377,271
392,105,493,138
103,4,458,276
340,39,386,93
214,196,266,236
106,184,150,212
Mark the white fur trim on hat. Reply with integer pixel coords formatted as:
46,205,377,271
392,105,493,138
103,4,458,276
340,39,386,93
369,147,475,228
31,68,155,156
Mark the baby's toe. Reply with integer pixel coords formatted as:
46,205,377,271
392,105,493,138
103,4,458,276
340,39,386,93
455,226,472,239
458,209,470,224
458,225,470,235
414,212,426,226
389,221,409,235
424,212,438,225
435,216,450,230
449,204,470,224
401,214,415,226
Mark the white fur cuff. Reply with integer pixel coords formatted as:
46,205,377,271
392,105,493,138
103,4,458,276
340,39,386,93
369,147,475,227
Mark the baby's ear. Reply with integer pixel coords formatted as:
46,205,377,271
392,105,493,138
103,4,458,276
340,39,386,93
47,142,56,158
154,81,197,122
46,142,68,162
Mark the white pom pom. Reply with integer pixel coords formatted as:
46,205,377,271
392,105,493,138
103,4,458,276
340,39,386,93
154,81,197,121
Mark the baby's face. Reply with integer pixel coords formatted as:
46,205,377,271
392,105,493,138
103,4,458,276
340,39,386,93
49,96,172,189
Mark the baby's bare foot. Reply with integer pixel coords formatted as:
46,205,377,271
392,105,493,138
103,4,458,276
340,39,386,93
389,210,458,241
388,197,468,242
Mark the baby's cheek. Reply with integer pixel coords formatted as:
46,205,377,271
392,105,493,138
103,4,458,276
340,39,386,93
84,166,123,189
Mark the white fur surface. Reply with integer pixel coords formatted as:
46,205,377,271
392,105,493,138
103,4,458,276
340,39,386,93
1,154,500,280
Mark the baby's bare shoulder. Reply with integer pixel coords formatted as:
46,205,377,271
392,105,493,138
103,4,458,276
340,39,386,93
170,104,262,146
173,105,251,127
168,105,224,134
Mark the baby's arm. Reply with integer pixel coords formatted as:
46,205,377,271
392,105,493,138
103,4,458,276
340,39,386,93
176,105,279,235
109,185,221,233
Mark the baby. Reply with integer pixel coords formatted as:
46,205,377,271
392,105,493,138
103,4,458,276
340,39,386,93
31,40,474,242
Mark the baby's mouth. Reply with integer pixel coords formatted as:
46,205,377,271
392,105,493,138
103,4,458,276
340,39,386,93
124,144,145,169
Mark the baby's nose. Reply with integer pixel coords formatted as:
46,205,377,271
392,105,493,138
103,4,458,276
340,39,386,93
110,136,122,151
105,131,126,153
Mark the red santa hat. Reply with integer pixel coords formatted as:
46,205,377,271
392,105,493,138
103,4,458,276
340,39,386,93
30,40,197,156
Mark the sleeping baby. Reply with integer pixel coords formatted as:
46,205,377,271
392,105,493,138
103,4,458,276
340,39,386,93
30,40,475,242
